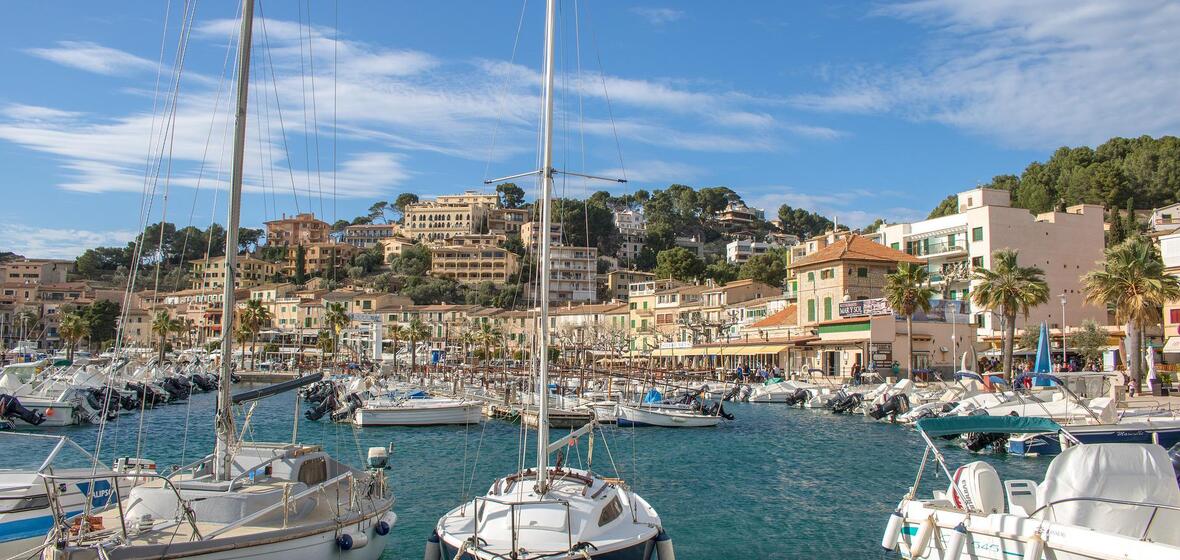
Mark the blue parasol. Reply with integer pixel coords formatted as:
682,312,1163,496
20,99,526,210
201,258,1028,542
1033,321,1052,373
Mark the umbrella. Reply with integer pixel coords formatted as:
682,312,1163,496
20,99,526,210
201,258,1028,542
1033,322,1052,373
1146,344,1158,383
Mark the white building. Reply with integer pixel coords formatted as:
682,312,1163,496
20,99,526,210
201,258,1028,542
725,237,796,264
875,187,1107,339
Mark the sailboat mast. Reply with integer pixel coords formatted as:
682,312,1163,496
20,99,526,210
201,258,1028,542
535,0,558,494
215,0,255,482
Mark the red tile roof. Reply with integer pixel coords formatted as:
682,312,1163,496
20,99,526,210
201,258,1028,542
789,234,921,269
750,304,797,328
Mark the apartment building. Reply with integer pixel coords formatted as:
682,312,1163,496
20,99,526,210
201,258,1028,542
488,207,530,235
716,201,762,231
430,241,519,285
280,242,356,278
603,269,655,302
537,245,598,303
190,255,278,290
379,236,416,263
725,239,771,264
342,223,398,249
264,213,330,247
520,221,563,253
0,259,71,285
875,187,1107,338
403,191,498,243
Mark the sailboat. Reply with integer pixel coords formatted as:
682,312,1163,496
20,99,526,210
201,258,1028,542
432,2,672,558
41,3,395,559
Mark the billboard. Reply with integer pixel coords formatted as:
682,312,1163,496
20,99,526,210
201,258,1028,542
839,298,893,318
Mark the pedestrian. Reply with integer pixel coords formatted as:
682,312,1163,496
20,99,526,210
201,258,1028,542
851,362,862,386
890,361,900,379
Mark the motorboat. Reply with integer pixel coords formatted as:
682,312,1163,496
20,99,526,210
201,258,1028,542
883,415,1180,559
617,404,724,427
1008,414,1180,455
355,397,482,426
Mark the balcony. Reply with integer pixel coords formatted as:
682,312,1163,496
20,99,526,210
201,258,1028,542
912,242,967,258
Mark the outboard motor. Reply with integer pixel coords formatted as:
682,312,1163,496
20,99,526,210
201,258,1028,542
703,402,735,420
162,376,191,400
783,388,810,406
869,394,911,421
125,382,166,408
119,391,140,411
964,432,1008,452
0,394,47,425
190,373,216,392
829,392,863,414
305,392,339,421
330,393,364,422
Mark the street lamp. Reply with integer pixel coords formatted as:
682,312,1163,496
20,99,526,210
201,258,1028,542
1060,292,1068,370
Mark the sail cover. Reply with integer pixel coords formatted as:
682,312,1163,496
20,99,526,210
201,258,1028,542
916,415,1062,437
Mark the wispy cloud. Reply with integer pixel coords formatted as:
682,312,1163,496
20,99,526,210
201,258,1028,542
595,159,705,185
630,7,685,26
0,223,137,260
747,188,924,227
790,1,1180,148
24,41,157,76
785,124,846,140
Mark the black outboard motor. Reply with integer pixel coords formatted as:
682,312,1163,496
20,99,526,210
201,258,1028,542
84,387,120,420
0,394,47,425
125,382,165,408
964,432,1008,452
230,372,242,384
162,376,191,400
190,373,216,392
304,392,339,421
829,392,863,414
869,394,911,421
119,392,140,411
783,388,810,406
330,393,364,422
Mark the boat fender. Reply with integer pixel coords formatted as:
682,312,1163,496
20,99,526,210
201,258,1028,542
910,515,935,558
376,512,396,536
943,523,967,559
337,531,368,550
1023,534,1044,560
423,531,440,560
881,509,904,550
655,530,675,560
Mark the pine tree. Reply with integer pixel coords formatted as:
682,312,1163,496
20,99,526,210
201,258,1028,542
294,245,306,284
1124,197,1138,239
1109,207,1125,244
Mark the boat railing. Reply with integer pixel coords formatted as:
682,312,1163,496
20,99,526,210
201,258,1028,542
203,470,356,539
1029,496,1180,541
472,495,574,558
223,454,291,492
41,470,202,545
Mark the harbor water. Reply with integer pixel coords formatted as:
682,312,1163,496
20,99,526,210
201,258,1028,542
5,388,1054,559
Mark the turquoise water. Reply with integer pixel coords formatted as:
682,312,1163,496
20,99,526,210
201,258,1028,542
4,389,1054,559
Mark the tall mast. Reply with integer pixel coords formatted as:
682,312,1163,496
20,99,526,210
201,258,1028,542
215,0,255,481
535,0,558,494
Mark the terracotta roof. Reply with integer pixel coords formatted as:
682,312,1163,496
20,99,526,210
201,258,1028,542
789,234,921,269
750,304,797,328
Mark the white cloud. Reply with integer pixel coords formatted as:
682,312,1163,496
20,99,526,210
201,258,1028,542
0,224,137,260
785,124,846,140
630,7,685,25
24,41,156,76
791,1,1180,148
747,188,924,228
594,159,705,184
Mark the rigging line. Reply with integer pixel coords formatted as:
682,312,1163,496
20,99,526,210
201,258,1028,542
331,0,338,225
573,0,590,255
482,0,531,183
295,0,319,216
579,0,627,182
257,1,303,212
305,0,326,220
253,53,271,225
256,40,280,221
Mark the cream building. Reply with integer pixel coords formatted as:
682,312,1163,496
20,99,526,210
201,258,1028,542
342,223,398,249
875,187,1107,339
403,191,498,243
264,213,330,247
190,255,277,290
537,245,598,304
430,242,519,285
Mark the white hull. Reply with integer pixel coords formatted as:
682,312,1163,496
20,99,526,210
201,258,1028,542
617,405,721,427
6,401,78,428
355,401,481,426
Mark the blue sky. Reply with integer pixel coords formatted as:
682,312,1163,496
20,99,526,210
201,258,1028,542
2,1,1179,258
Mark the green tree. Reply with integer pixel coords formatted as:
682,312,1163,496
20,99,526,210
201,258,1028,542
884,262,935,377
496,182,525,209
1072,319,1108,370
738,252,787,287
474,320,502,368
403,318,431,373
393,193,420,222
776,205,834,238
240,298,272,370
861,218,886,234
654,247,705,282
294,245,307,284
391,244,431,276
151,310,178,364
81,300,120,350
927,195,958,219
324,302,350,366
971,250,1050,379
58,312,89,362
704,260,739,284
1082,237,1180,391
368,201,390,223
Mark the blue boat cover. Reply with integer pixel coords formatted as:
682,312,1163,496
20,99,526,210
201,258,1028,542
1033,321,1053,373
1014,372,1062,387
642,389,663,404
916,415,1062,437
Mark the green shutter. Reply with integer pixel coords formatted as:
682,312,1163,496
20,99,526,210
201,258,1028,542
823,297,832,320
807,299,816,322
972,227,984,241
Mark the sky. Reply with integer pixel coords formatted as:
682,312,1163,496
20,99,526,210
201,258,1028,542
2,1,1179,259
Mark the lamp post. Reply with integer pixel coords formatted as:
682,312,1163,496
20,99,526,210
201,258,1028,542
1060,292,1068,371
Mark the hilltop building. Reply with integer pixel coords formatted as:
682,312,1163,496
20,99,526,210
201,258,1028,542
264,213,330,247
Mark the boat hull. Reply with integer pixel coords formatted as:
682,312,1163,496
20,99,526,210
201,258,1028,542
617,406,720,428
354,402,482,426
440,537,654,560
1008,421,1180,455
5,401,78,428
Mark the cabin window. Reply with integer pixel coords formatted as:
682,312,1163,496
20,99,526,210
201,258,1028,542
0,494,50,513
598,497,623,527
298,457,328,486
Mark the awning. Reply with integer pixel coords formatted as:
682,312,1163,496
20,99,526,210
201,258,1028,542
916,416,1062,437
1164,336,1180,354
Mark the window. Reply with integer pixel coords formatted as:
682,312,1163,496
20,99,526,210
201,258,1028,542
598,497,623,527
807,271,815,282
1171,309,1180,324
823,297,832,321
948,290,957,300
971,256,984,268
890,242,900,250
976,314,986,328
807,299,816,322
629,302,636,310
857,267,868,278
820,269,834,280
972,227,984,242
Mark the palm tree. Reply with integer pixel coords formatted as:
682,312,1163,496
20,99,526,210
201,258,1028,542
1082,237,1180,391
884,262,935,379
404,317,431,374
971,249,1050,379
458,324,477,365
385,322,404,371
151,310,177,364
474,321,502,368
58,312,90,362
14,309,38,341
181,318,198,349
240,299,272,370
323,302,350,368
233,324,251,368
315,329,334,368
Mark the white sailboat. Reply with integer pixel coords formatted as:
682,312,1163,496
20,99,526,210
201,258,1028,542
41,3,395,559
432,2,672,558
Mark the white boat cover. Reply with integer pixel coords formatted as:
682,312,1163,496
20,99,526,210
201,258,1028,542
1038,443,1180,546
